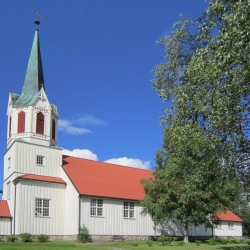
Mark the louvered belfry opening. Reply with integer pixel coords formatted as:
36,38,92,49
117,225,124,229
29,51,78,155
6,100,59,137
17,111,25,133
52,119,56,140
36,112,44,134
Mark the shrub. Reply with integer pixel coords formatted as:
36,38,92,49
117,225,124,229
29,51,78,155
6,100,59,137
78,224,92,243
131,243,138,246
37,234,49,242
206,238,217,245
19,233,34,242
146,240,153,246
195,240,202,246
230,239,240,244
216,238,230,244
176,241,185,246
157,236,174,245
6,235,18,242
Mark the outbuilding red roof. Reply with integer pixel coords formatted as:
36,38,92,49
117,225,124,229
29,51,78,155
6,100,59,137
216,210,243,222
0,200,11,218
63,155,153,200
17,174,66,184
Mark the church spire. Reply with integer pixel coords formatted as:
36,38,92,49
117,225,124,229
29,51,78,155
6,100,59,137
14,29,45,106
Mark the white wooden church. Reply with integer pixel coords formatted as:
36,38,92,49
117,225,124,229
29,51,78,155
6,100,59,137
0,29,243,240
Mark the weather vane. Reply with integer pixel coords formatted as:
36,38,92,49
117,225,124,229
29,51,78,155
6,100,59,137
32,9,45,28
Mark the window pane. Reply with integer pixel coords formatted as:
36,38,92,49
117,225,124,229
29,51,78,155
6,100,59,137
124,202,128,209
129,202,134,209
97,208,103,216
43,200,49,207
97,199,103,207
43,208,49,217
35,208,42,216
90,207,96,216
91,199,96,206
129,210,134,218
124,210,128,218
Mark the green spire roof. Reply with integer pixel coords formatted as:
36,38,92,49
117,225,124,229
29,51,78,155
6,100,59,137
14,29,45,107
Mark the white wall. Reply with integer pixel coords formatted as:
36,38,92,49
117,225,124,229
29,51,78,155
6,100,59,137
61,168,79,235
0,218,11,235
81,197,156,236
14,180,65,235
214,222,242,237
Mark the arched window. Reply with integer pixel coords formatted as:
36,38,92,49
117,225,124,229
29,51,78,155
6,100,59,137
36,112,44,134
9,117,12,137
52,119,56,140
17,111,25,133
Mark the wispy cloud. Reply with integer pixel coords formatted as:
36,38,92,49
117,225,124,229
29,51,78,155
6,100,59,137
58,114,106,135
58,119,92,135
62,148,98,161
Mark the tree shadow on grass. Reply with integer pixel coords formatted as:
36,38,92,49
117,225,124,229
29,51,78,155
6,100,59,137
216,245,250,250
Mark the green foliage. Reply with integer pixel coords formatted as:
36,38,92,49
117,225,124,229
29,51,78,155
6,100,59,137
206,238,217,245
142,0,249,243
131,243,138,246
157,236,174,245
78,224,92,243
176,241,185,246
195,240,202,246
19,233,34,242
216,237,230,244
6,235,18,242
146,240,153,246
37,234,49,242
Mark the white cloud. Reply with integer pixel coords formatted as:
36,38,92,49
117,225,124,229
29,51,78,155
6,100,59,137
62,148,98,161
58,119,92,135
104,157,150,170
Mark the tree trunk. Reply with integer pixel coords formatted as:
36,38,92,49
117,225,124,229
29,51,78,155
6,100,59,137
183,220,189,243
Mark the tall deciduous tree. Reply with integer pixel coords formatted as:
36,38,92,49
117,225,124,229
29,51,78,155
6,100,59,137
141,0,249,242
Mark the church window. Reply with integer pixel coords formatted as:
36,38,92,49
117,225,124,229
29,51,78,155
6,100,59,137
52,119,56,140
7,182,10,200
9,117,12,137
37,156,44,165
35,198,50,217
124,202,134,218
17,111,25,133
36,112,44,134
90,199,103,216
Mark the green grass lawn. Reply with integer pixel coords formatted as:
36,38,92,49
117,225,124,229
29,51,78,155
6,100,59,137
0,240,249,250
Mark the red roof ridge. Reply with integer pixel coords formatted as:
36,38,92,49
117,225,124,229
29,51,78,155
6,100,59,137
63,155,153,173
16,174,66,184
0,200,11,218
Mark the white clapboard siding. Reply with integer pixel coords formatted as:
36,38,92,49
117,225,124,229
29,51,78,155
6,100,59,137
81,197,157,236
214,222,242,237
14,180,65,235
4,141,62,179
0,218,11,235
61,169,79,235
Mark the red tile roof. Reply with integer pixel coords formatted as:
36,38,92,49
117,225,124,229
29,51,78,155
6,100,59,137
17,174,66,184
63,155,153,200
216,210,243,222
0,200,11,218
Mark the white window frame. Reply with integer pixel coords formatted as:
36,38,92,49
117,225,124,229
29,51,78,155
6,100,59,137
228,222,234,229
7,182,10,200
35,198,50,217
123,202,134,218
217,223,223,229
36,155,44,166
90,199,103,216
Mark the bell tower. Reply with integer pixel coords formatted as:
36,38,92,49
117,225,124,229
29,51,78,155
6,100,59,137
7,29,58,148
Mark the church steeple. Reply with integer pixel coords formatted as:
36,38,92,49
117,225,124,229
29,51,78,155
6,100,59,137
7,28,58,148
14,29,45,107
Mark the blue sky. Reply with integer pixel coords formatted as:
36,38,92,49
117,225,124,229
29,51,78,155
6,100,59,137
0,0,208,190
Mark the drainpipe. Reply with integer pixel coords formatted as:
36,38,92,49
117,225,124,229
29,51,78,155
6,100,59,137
13,181,17,235
78,195,81,235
